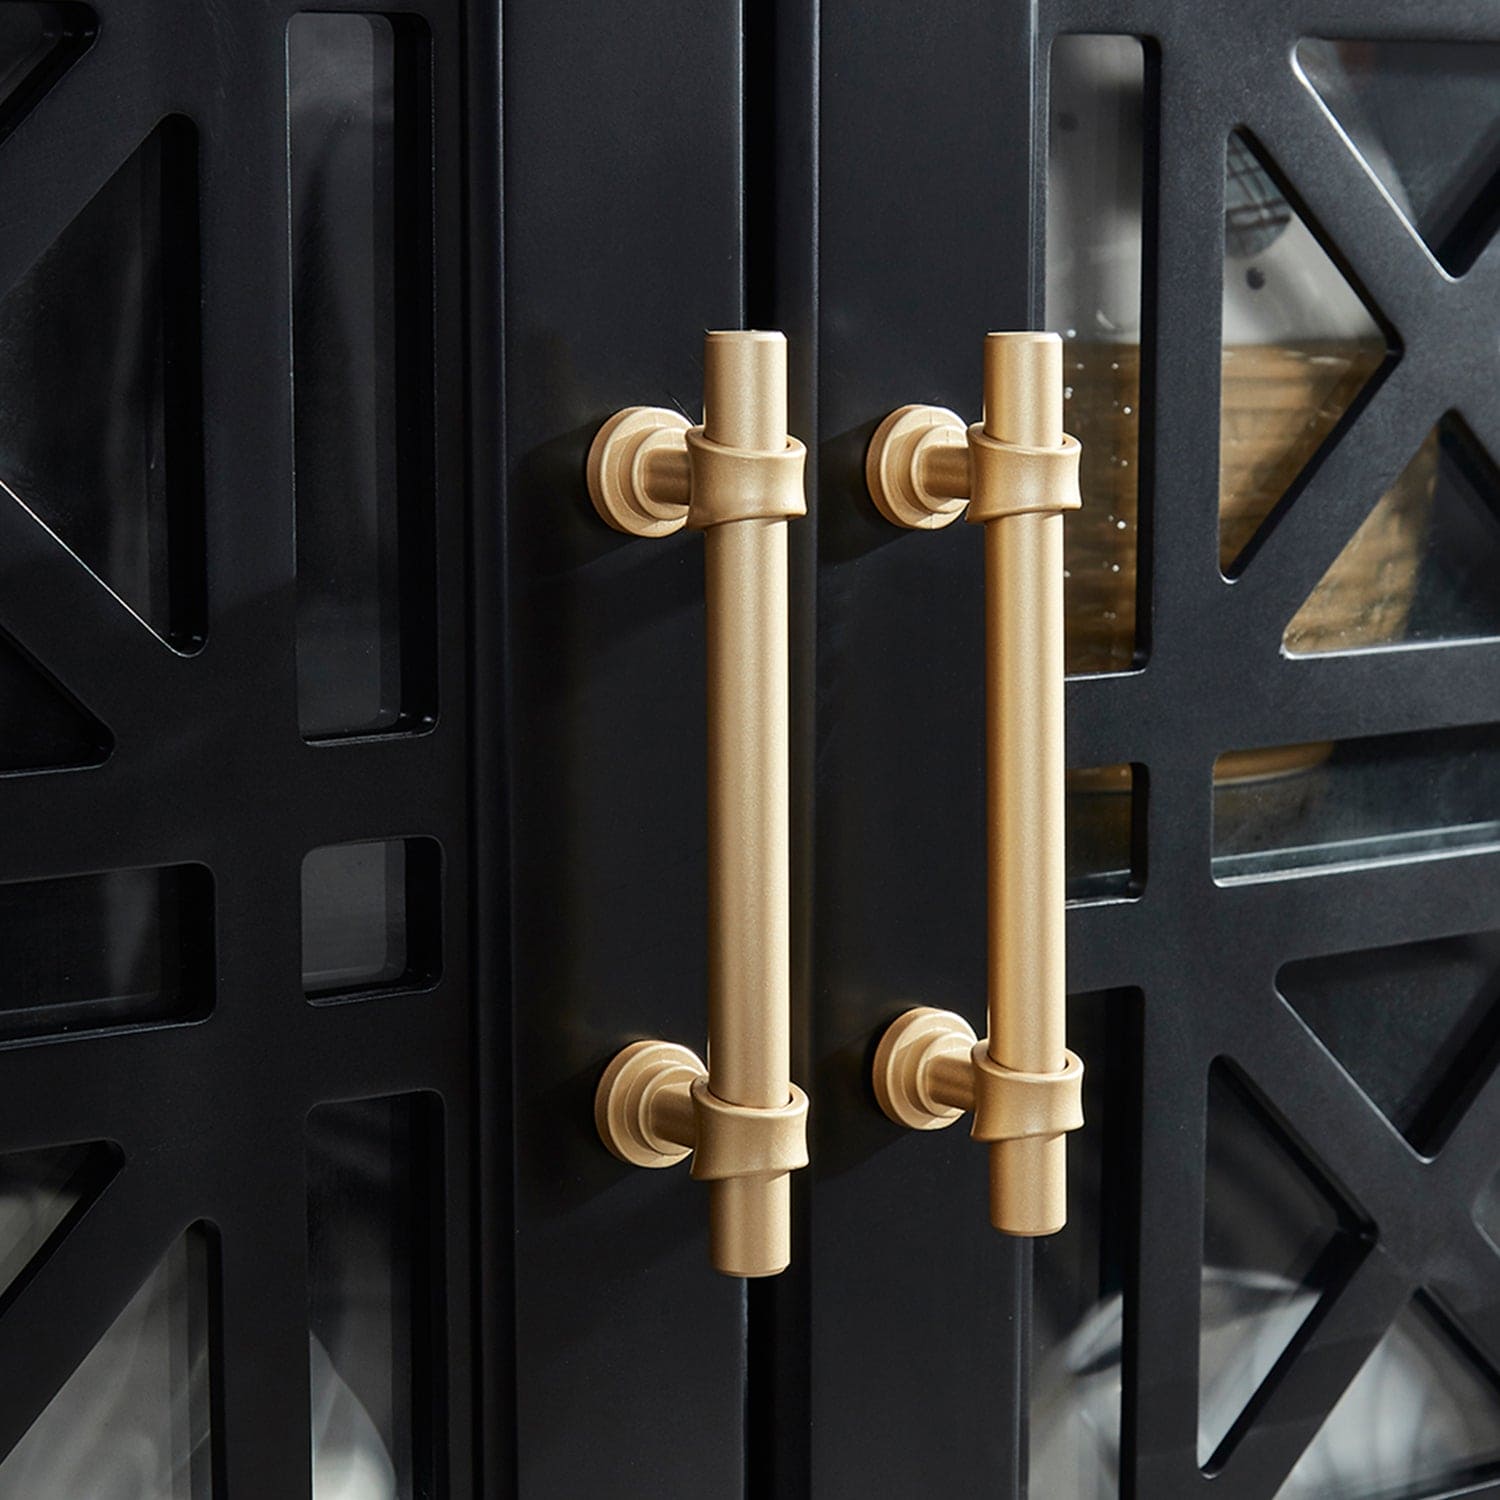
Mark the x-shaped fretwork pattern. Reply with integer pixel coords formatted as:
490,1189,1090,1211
0,2,474,1494
1048,1,1500,1495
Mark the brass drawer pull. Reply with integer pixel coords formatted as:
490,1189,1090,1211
867,332,1085,1237
588,331,810,1278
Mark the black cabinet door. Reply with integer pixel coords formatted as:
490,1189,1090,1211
503,3,1500,1499
8,1,1500,1496
498,1,1043,1491
497,5,753,1496
797,3,1500,1499
0,2,477,1495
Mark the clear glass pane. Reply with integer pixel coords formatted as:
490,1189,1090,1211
0,1226,216,1498
0,118,203,648
1220,131,1390,575
1298,39,1500,277
0,1141,116,1300
1199,1064,1361,1466
290,12,435,740
302,838,440,1000
1067,763,1141,903
0,864,214,1040
1287,414,1500,653
1047,35,1145,675
1212,725,1500,883
1031,988,1140,1497
1477,1167,1500,1252
0,630,109,775
308,1093,437,1499
1279,931,1500,1154
1275,1297,1500,1498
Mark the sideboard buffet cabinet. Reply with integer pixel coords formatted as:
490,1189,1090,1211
0,2,1498,1497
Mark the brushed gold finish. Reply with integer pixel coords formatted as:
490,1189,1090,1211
688,1080,810,1181
587,407,693,536
866,405,968,529
871,1006,977,1129
587,331,809,1278
867,332,1085,1237
595,1040,705,1167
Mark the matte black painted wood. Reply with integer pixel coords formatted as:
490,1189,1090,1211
466,0,514,1491
738,3,1500,1498
499,4,751,1494
5,2,1500,1496
1043,3,1500,1496
789,4,1038,1496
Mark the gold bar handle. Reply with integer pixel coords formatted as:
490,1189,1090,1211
587,331,810,1277
866,332,1085,1236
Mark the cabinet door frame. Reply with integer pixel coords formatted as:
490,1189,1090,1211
0,0,478,1493
495,3,755,1494
1043,2,1500,1495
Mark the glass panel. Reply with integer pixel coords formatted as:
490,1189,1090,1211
1298,40,1500,277
1220,131,1391,575
289,12,435,740
0,864,214,1041
1279,931,1500,1154
0,1141,117,1302
1212,724,1500,883
0,630,109,774
1199,1063,1363,1466
1067,763,1142,903
0,1226,216,1498
0,118,204,648
1478,1167,1500,1252
1275,1297,1500,1498
308,1093,437,1499
302,838,440,1000
1047,35,1146,675
1031,988,1140,1498
1287,414,1500,653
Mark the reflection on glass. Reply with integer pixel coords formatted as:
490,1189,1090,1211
0,1226,215,1498
1478,1166,1500,1253
1280,931,1500,1154
0,864,214,1040
0,117,204,648
1047,35,1145,675
302,838,440,1000
1066,763,1141,903
0,1141,116,1301
1219,131,1393,579
0,630,109,775
1298,40,1500,277
307,1093,437,1500
1031,989,1139,1497
1212,724,1500,883
1199,1064,1362,1466
290,12,435,740
1287,414,1500,653
1275,1297,1500,1497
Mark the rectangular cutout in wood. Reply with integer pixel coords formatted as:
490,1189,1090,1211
289,12,437,739
1213,725,1500,882
302,837,442,1001
0,864,214,1042
307,1092,442,1496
